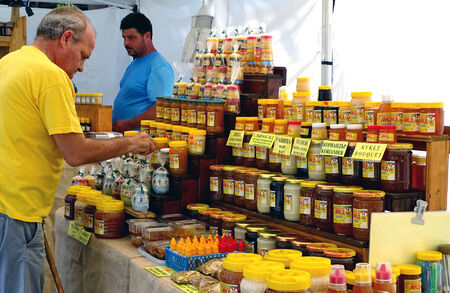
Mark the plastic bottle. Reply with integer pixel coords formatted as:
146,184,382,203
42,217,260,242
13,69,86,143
353,263,373,293
373,262,395,293
328,265,348,293
377,94,393,126
277,87,289,119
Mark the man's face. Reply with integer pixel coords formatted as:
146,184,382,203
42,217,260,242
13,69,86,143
122,28,149,58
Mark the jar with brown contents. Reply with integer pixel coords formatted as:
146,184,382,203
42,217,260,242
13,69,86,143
242,132,256,167
352,190,385,240
223,166,239,203
381,143,413,193
209,165,224,202
234,168,248,207
306,242,338,257
180,99,189,126
206,100,225,135
342,142,362,186
170,98,181,125
314,184,341,232
94,200,125,239
332,186,363,236
244,170,260,211
196,101,207,130
162,97,172,123
300,181,325,226
221,214,247,238
275,233,300,249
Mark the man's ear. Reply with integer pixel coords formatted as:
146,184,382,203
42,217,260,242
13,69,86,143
145,31,151,40
60,30,74,47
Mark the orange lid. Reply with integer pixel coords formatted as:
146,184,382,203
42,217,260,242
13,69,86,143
222,214,247,222
353,190,385,198
307,243,338,252
324,248,356,258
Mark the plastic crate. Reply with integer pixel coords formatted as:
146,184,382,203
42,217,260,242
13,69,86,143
165,246,227,271
385,190,425,212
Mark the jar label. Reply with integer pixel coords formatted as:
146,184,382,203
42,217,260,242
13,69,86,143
329,132,340,141
345,132,358,141
197,111,206,125
235,122,245,131
381,160,396,181
189,138,205,153
339,109,351,124
377,112,392,126
211,226,219,235
171,108,180,122
284,193,292,211
84,213,94,229
257,247,270,256
266,106,277,118
404,278,422,293
232,146,243,157
207,112,215,127
245,123,257,131
270,190,276,207
342,157,354,175
280,155,291,167
299,196,311,215
311,129,326,139
308,155,324,172
64,203,71,217
297,156,308,169
242,143,255,158
364,110,375,128
223,179,234,195
353,208,369,229
292,104,304,121
314,200,328,219
350,106,364,123
235,180,245,197
323,109,337,125
419,113,436,133
379,132,395,143
305,108,314,122
257,189,268,205
403,112,420,132
287,127,299,137
301,128,310,137
156,106,163,118
325,156,339,174
94,219,104,235
169,153,180,169
210,176,219,192
362,161,375,178
222,228,233,238
283,108,292,120
313,109,322,123
227,104,237,113
245,183,255,200
245,240,256,254
258,105,265,120
391,111,403,130
366,133,378,142
261,124,270,133
256,147,267,159
187,109,197,124
181,109,188,122
274,125,285,134
74,208,83,225
163,107,171,120
269,150,278,163
333,204,352,224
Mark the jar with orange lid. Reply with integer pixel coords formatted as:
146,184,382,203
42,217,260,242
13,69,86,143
350,92,372,124
342,142,362,186
391,102,403,133
338,101,351,125
265,269,312,293
419,102,445,135
170,98,181,125
196,101,207,130
266,99,278,119
287,121,302,137
155,98,164,122
243,132,256,167
210,165,224,202
311,123,327,140
352,190,385,240
306,242,338,258
65,185,90,220
381,143,413,192
169,141,188,175
314,183,341,231
245,170,261,211
283,100,293,120
378,125,397,143
222,214,247,238
364,101,381,129
329,124,346,141
262,118,275,133
206,100,225,134
402,103,420,135
366,125,380,143
292,91,311,121
235,116,248,131
332,186,363,236
209,211,233,236
324,248,357,271
223,166,239,203
346,124,364,142
185,203,209,219
274,119,288,135
94,200,125,239
234,168,249,207
219,253,262,293
258,99,268,120
140,120,151,135
245,117,259,132
162,97,172,123
299,180,326,226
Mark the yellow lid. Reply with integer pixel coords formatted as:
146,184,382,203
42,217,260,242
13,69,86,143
420,102,444,108
246,224,268,232
300,181,326,188
243,261,285,281
286,178,303,184
87,195,109,206
306,101,322,106
297,77,310,82
236,117,249,122
258,173,277,179
266,99,279,104
96,200,124,212
392,102,405,108
181,126,190,133
284,100,293,106
337,101,351,107
77,189,101,202
354,263,372,283
301,122,312,127
333,186,364,193
346,271,355,285
293,91,312,98
186,203,209,211
258,229,280,239
275,119,288,125
222,214,247,222
386,143,413,150
222,253,262,272
169,141,187,148
351,92,373,99
417,251,443,261
90,93,103,96
398,264,422,275
306,242,338,253
67,185,90,196
189,129,207,136
325,101,340,106
271,176,287,182
246,117,259,122
172,125,183,132
262,118,276,123
165,124,173,131
364,102,382,107
354,190,385,198
223,166,240,172
154,137,169,144
319,86,332,90
124,130,139,137
291,256,331,276
265,270,311,292
258,99,269,105
263,249,303,268
141,120,151,126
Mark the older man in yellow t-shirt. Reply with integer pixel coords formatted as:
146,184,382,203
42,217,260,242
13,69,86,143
0,7,155,293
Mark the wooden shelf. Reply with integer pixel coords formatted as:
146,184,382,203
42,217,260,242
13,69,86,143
0,36,11,47
124,206,156,219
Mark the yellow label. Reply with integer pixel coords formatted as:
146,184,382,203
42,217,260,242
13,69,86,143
68,221,81,238
156,106,163,118
269,150,278,163
291,138,311,157
350,106,364,123
283,108,292,120
314,200,328,219
381,160,396,181
362,161,375,178
301,128,310,137
346,132,358,141
187,109,197,124
274,125,285,134
266,106,277,118
284,193,293,211
145,266,176,277
308,155,324,172
64,203,71,217
257,189,268,205
68,222,91,245
223,179,234,195
323,109,338,125
325,156,339,174
281,154,293,167
351,143,387,162
377,112,392,126
297,156,308,169
189,138,205,153
232,146,243,157
242,143,255,158
404,278,421,293
207,112,215,127
333,204,352,224
270,190,276,207
163,107,171,120
403,112,420,132
258,105,265,120
261,124,270,132
210,176,219,192
94,219,104,235
305,108,314,122
366,133,378,142
420,113,436,133
392,111,403,131
329,132,340,141
353,208,368,229
171,108,180,122
339,109,351,125
197,111,206,125
255,147,267,160
299,196,311,215
313,109,322,123
378,132,395,143
320,140,348,157
342,157,354,176
245,183,255,200
235,180,245,197
311,128,327,140
226,130,245,147
249,132,276,148
181,109,188,122
273,136,293,156
84,213,94,229
364,110,375,128
169,153,180,169
292,104,304,120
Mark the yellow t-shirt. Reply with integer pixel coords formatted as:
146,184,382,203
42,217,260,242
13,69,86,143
0,46,82,222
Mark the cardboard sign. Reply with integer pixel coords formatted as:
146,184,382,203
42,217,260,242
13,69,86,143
173,283,199,293
351,143,387,162
249,132,276,149
290,138,311,157
226,130,245,147
68,221,91,245
273,136,293,156
320,140,349,157
145,266,175,277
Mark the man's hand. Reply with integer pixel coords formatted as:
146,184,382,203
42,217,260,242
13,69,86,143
129,132,156,156
112,120,129,133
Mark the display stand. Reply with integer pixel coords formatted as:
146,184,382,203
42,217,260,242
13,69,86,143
0,7,26,58
75,104,113,132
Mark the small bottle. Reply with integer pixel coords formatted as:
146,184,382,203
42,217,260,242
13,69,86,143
377,94,393,126
373,262,395,293
85,118,91,132
353,263,373,293
328,265,348,293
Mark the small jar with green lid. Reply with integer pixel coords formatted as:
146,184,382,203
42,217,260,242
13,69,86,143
257,229,281,256
263,249,303,269
398,264,422,293
265,269,312,293
245,224,268,254
257,173,277,214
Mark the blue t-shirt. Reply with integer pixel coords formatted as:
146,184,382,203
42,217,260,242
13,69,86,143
112,51,174,122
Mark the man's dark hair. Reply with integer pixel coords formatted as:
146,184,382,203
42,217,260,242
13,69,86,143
120,12,153,39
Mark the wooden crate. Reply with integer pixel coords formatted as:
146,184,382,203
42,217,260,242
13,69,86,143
75,104,112,132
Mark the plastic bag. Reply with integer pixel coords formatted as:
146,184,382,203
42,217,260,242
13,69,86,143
152,148,170,195
132,184,149,212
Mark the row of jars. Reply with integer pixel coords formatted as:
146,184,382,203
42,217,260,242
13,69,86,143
64,185,125,239
173,81,241,101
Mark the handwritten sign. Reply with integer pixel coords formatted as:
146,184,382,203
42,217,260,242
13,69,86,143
145,266,175,277
291,138,311,157
273,136,293,156
226,130,245,147
320,140,349,157
351,143,387,162
173,283,199,293
249,132,276,149
68,221,91,245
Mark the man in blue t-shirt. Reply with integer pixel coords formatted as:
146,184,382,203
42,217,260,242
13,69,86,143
112,12,174,132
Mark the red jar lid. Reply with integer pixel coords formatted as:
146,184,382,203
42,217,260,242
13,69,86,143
288,121,302,126
378,125,396,130
367,125,381,130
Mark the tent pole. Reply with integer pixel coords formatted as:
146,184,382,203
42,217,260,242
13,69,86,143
321,0,333,87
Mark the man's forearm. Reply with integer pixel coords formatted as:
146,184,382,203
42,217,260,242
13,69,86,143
126,106,156,130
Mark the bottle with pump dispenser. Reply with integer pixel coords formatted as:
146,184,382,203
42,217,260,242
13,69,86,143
373,262,395,293
328,264,348,293
353,263,373,293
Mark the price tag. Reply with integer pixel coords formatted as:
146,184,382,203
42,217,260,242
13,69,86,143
68,221,81,238
226,130,245,147
273,136,293,156
291,138,311,157
145,266,175,277
173,283,199,293
351,143,387,162
320,140,349,157
78,229,92,245
67,221,91,245
249,132,276,148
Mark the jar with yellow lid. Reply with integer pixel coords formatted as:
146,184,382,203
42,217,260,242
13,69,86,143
381,143,413,192
297,77,310,92
84,195,109,232
419,102,445,135
312,123,327,140
284,178,303,222
417,251,442,293
171,125,182,141
219,253,262,293
222,214,247,238
346,270,355,293
398,264,422,293
188,128,206,155
306,243,338,257
94,200,125,239
301,121,313,138
350,92,372,124
338,101,352,125
169,141,188,175
235,117,248,131
245,117,259,132
155,122,166,138
234,220,258,244
283,100,293,120
264,249,303,269
65,185,90,220
270,176,288,219
300,181,326,226
292,91,311,121
291,256,332,293
305,101,317,123
151,137,169,169
140,120,151,135
332,186,364,236
257,173,277,214
323,101,339,126
352,190,385,240
258,99,269,120
75,189,101,226
245,224,268,253
257,229,280,256
265,269,312,293
363,101,381,129
240,260,285,293
324,248,356,271
402,103,421,135
318,86,332,101
266,99,279,119
274,119,289,135
185,203,209,219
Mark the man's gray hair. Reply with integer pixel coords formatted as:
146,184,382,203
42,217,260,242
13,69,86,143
36,6,91,42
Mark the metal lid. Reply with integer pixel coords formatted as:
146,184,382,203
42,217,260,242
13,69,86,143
258,229,281,239
271,176,287,182
235,220,258,228
286,178,303,184
246,224,269,232
353,190,385,198
290,239,313,247
275,233,300,242
316,183,341,191
306,242,338,252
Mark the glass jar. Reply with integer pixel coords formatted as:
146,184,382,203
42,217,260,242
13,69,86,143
352,190,385,240
402,103,420,135
346,124,364,142
220,253,262,293
300,181,325,226
324,248,357,271
270,176,287,219
262,118,275,133
350,92,372,124
416,250,443,293
364,101,381,129
234,168,248,207
186,203,209,219
155,98,164,122
245,225,268,253
232,144,244,166
291,256,331,293
312,123,327,140
245,117,259,132
314,184,340,231
245,170,260,211
329,124,346,141
342,143,362,186
284,178,303,222
241,261,285,293
292,91,310,121
196,101,207,130
243,132,256,168
256,146,270,170
325,155,342,183
171,125,182,141
94,200,125,239
162,97,172,123
65,185,90,220
362,160,381,190
269,148,282,173
258,99,268,120
186,100,197,128
74,190,93,226
84,195,105,232
257,230,280,256
398,264,422,293
209,211,233,236
265,270,312,293
275,233,300,249
170,98,181,125
287,121,302,137
308,140,326,180
332,186,363,236
306,243,338,258
235,117,247,131
366,125,380,143
323,101,339,126
223,166,239,203
206,101,225,134
378,125,397,144
381,143,413,192
301,122,313,138
284,100,293,120
152,137,169,170
180,99,189,126
168,141,188,175
291,238,313,255
338,101,352,125
257,173,276,214
281,154,298,176
266,99,278,119
234,220,257,244
264,249,303,269
297,155,309,178
222,214,247,238
274,119,288,135
188,128,206,155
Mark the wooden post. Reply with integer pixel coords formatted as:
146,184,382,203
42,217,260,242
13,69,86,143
426,139,449,210
10,6,20,23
